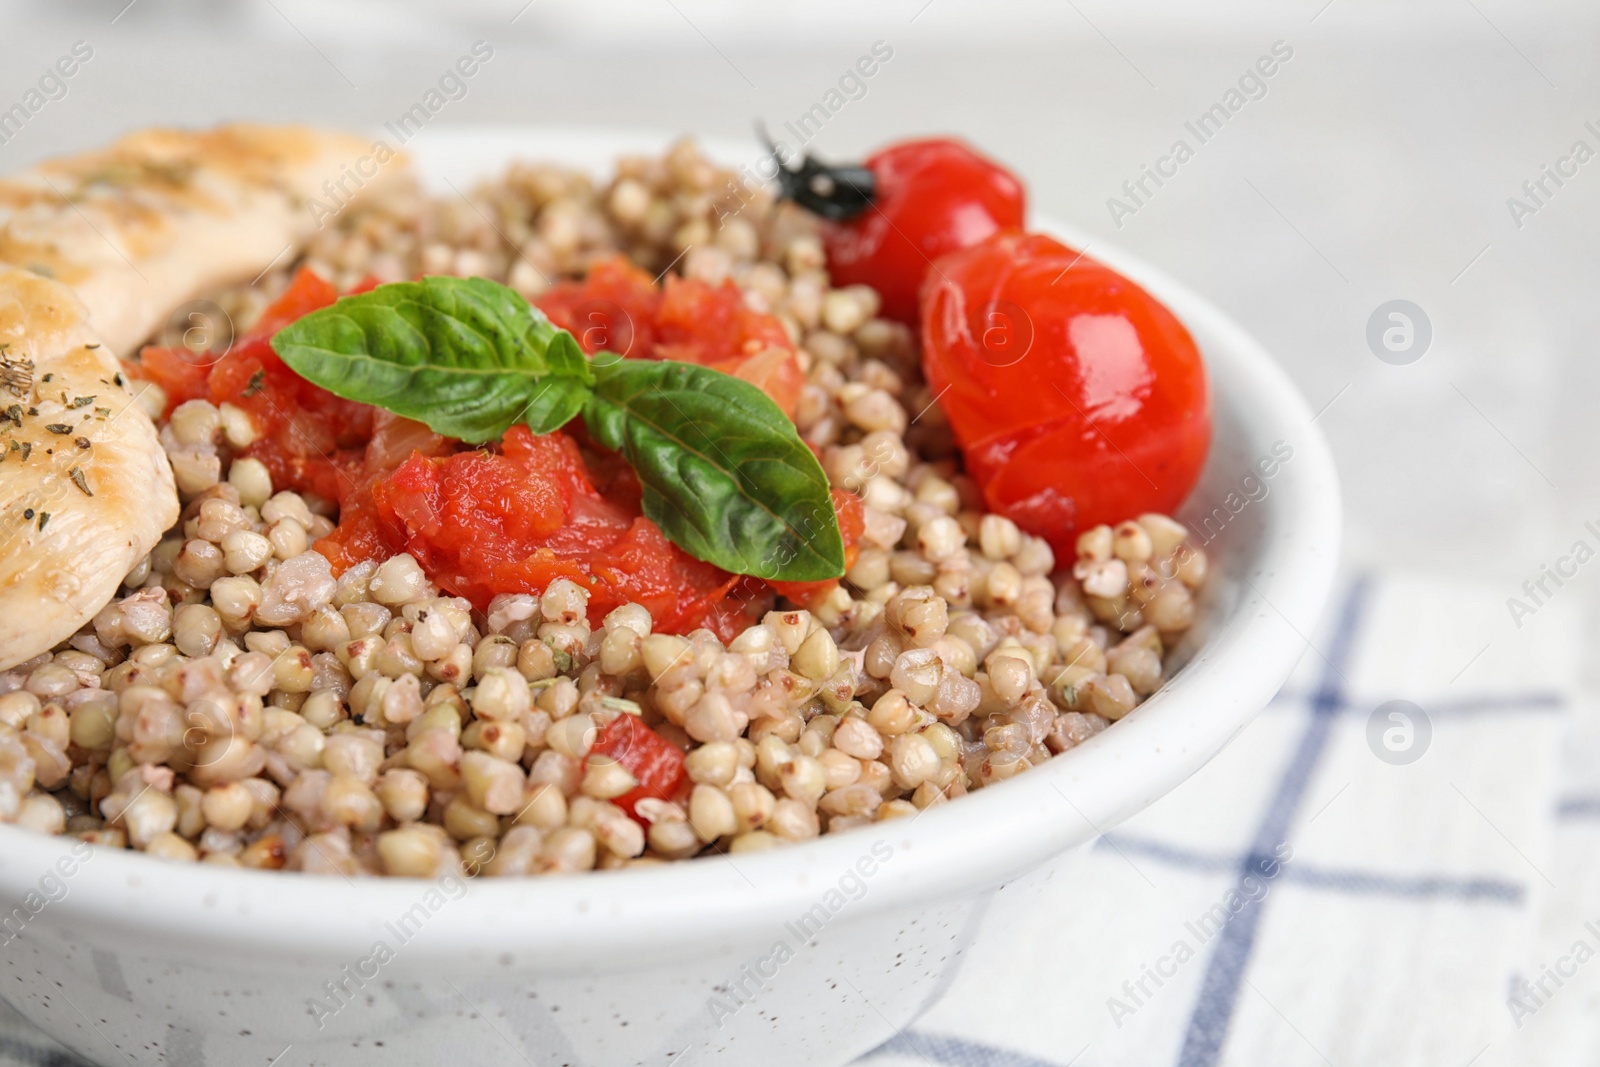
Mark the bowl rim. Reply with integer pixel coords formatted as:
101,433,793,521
0,126,1342,965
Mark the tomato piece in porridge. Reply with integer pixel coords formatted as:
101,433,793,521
138,267,778,636
590,713,689,823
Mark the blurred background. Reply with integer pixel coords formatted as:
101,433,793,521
4,2,1600,1064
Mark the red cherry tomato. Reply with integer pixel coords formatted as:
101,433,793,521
825,138,1026,324
921,231,1210,557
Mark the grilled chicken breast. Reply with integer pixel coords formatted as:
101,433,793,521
0,123,403,356
0,124,407,668
0,267,177,669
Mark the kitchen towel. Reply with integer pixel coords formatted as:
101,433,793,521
862,571,1580,1067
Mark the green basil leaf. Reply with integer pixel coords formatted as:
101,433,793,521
270,276,594,443
544,329,590,381
584,359,844,582
520,375,593,436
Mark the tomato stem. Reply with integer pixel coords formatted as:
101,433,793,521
756,123,876,221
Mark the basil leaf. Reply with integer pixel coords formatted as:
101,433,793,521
584,359,844,582
544,328,590,381
520,375,593,436
270,276,594,442
516,331,594,433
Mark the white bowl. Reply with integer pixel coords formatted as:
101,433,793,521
0,128,1340,1067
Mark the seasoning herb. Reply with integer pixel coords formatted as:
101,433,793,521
0,351,34,399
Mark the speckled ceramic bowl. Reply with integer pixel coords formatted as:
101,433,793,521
0,129,1340,1067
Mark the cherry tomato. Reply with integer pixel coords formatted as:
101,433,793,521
921,231,1210,557
824,138,1026,324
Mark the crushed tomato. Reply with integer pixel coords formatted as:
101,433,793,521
536,256,804,418
136,265,854,639
135,267,377,505
325,425,764,635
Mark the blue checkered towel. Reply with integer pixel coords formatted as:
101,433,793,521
860,573,1581,1067
0,574,1581,1067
